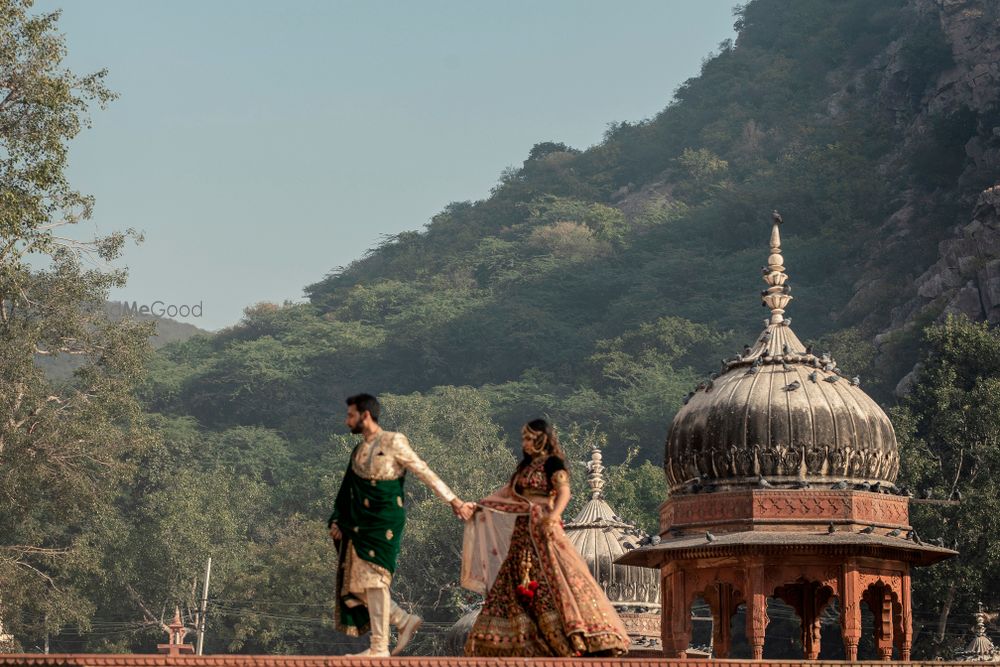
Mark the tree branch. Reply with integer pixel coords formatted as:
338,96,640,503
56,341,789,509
126,584,172,634
949,447,964,500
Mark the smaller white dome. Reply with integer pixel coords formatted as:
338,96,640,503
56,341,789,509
563,448,660,611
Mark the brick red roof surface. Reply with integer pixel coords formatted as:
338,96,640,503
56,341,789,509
0,655,975,667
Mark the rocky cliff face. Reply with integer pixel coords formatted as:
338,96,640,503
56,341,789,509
932,0,1000,115
927,0,1000,193
912,186,1000,325
880,186,1000,394
842,0,1000,394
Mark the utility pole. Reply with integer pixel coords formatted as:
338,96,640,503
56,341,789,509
196,557,212,656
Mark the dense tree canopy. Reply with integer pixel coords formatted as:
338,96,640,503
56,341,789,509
896,316,1000,657
0,0,150,646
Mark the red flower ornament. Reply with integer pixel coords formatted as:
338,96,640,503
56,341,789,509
516,551,539,604
516,582,537,603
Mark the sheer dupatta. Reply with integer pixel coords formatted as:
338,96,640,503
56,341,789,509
460,489,528,594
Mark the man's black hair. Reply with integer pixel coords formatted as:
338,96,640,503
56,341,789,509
346,393,380,423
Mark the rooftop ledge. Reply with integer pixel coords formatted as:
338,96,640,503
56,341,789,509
0,654,985,667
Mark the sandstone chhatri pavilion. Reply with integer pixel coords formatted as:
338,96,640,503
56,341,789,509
618,215,956,660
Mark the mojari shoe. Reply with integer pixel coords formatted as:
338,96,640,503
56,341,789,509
347,648,390,657
391,613,423,656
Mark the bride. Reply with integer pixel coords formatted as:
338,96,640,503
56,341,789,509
461,419,630,656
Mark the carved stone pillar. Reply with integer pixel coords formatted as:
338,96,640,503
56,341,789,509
863,582,895,661
875,585,895,661
708,582,735,658
804,586,829,660
660,570,676,657
662,570,690,658
898,570,913,661
840,564,861,661
745,565,769,660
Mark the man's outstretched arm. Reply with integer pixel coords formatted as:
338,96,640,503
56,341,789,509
390,433,472,518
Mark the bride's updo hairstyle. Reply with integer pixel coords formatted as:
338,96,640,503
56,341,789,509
511,419,567,485
521,419,564,458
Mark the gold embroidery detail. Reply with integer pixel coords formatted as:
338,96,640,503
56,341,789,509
363,498,370,508
368,549,376,557
397,496,404,507
551,470,570,488
386,529,394,540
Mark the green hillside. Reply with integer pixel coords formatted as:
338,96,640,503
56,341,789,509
147,0,985,455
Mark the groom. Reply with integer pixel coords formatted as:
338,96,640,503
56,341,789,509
328,393,474,657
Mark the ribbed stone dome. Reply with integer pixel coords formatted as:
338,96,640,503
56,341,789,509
664,219,899,492
564,448,660,611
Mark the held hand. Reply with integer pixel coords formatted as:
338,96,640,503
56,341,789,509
458,501,476,521
450,499,476,521
329,523,342,541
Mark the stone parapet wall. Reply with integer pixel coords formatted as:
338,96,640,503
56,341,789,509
0,655,986,667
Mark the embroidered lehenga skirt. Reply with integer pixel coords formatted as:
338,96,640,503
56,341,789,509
462,502,629,656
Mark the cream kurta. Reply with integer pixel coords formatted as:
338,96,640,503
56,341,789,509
343,429,457,593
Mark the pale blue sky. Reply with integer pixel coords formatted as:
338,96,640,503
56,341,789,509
44,1,738,330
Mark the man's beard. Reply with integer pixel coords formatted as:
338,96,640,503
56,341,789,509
350,423,364,435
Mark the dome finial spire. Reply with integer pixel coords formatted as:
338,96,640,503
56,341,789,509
763,210,791,325
587,447,605,500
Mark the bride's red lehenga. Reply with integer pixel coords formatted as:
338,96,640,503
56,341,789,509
462,455,630,657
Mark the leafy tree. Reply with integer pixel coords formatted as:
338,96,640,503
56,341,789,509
894,316,1000,657
674,147,730,202
587,316,731,453
527,221,606,261
96,418,266,653
526,142,579,162
0,0,150,644
525,196,629,247
218,516,344,654
178,336,309,428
